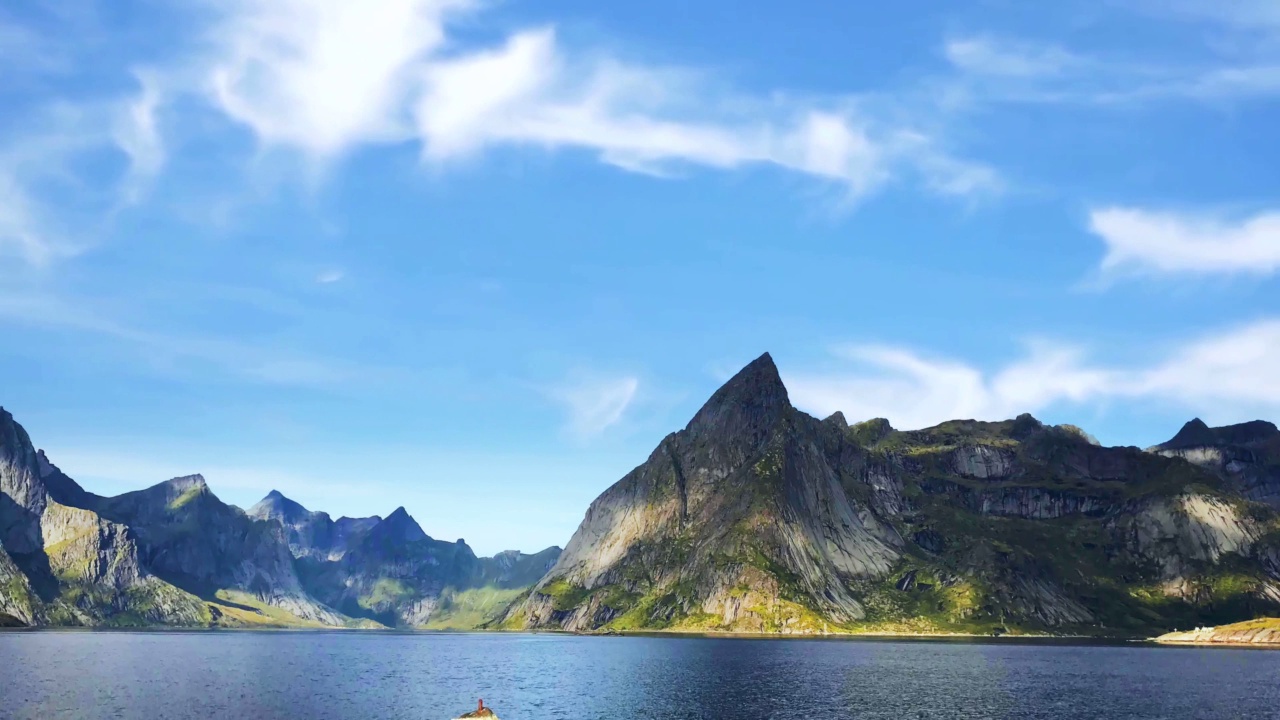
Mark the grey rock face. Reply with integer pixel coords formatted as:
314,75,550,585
512,353,904,631
1150,419,1280,507
507,358,1280,636
96,476,342,625
247,490,377,560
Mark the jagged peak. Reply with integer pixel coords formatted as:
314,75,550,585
1011,413,1045,439
1157,418,1222,450
370,506,428,543
163,474,207,491
248,489,313,522
1158,418,1278,450
823,411,848,428
686,352,790,439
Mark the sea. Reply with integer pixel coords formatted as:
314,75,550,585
1,631,1277,719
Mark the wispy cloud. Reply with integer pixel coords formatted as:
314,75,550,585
0,288,366,388
188,0,996,201
0,69,173,266
944,36,1083,79
1088,206,1280,278
940,18,1280,106
0,172,61,265
786,319,1280,430
315,269,345,284
113,71,166,201
546,372,639,440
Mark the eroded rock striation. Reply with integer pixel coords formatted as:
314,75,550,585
504,355,1280,636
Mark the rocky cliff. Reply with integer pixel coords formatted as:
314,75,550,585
0,407,209,627
246,490,379,561
1150,419,1280,507
505,354,1280,637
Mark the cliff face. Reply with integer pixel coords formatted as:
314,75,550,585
246,490,379,561
1149,419,1280,508
0,407,209,627
506,356,1280,636
94,476,341,625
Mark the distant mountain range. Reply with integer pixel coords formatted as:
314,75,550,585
0,408,559,629
3,353,1280,636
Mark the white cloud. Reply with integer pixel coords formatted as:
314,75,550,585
0,172,59,265
189,0,994,200
940,25,1280,106
1088,206,1280,277
315,269,345,284
785,320,1280,430
113,71,166,200
208,0,473,157
547,373,639,440
944,36,1081,78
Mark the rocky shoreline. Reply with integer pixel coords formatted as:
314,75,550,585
1154,618,1280,646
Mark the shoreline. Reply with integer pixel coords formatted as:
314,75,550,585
0,624,1142,643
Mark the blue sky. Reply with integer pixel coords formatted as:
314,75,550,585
2,0,1278,555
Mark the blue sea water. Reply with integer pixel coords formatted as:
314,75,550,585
1,632,1277,719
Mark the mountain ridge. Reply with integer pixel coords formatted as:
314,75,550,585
0,407,558,629
502,358,1280,637
5,358,1280,637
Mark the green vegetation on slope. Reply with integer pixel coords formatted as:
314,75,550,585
425,586,527,629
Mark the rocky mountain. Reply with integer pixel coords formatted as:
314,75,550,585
504,353,1280,637
282,499,562,628
1150,418,1280,507
0,407,209,627
0,406,559,629
247,490,380,560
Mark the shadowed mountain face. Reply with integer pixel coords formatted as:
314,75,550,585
0,407,209,627
276,500,562,628
1151,419,1280,508
0,407,559,629
246,490,379,561
505,354,1280,637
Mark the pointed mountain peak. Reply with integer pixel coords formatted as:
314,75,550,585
1158,418,1216,450
823,411,848,429
248,489,312,522
686,353,790,440
371,507,428,543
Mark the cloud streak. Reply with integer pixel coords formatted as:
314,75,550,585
786,320,1280,430
546,373,639,440
1089,206,1280,278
